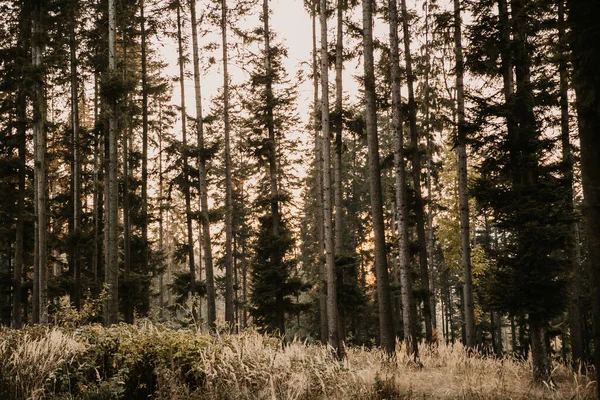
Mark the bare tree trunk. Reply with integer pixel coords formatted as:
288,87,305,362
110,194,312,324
69,0,82,310
400,0,432,343
13,6,29,328
333,0,344,254
93,71,101,283
333,0,346,343
453,0,475,348
122,38,133,323
221,0,234,328
558,0,583,364
105,0,119,325
320,0,342,357
363,0,395,355
32,3,48,325
424,0,436,330
388,0,418,358
140,0,149,278
189,0,216,328
159,131,164,319
176,2,196,320
311,0,328,344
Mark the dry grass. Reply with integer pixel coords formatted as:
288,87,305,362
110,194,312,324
0,327,86,399
0,323,595,399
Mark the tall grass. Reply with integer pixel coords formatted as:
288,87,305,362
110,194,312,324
0,323,594,399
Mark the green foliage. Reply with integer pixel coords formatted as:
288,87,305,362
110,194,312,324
249,214,308,334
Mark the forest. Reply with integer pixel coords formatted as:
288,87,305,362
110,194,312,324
0,0,599,398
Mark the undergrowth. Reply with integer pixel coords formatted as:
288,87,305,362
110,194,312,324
0,322,595,399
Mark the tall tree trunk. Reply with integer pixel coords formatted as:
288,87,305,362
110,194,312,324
558,0,583,364
567,0,600,394
221,0,234,328
93,70,101,283
333,0,346,343
176,2,196,319
388,0,418,358
159,131,164,319
70,0,82,311
400,0,433,343
105,0,119,325
311,0,328,344
122,37,133,323
12,5,29,328
263,0,285,335
363,0,395,355
189,0,216,328
453,0,475,348
424,0,436,330
320,0,342,357
140,0,149,278
32,2,48,325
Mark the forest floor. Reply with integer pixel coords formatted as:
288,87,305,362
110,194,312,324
0,322,595,399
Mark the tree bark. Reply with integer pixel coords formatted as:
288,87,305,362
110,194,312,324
105,0,119,325
320,0,342,357
189,0,216,328
140,0,149,278
400,0,433,343
176,2,196,320
12,4,29,328
311,0,328,344
388,0,418,358
221,0,235,328
453,0,476,348
567,0,600,394
32,2,48,325
69,0,82,311
363,0,395,355
424,0,436,331
122,36,133,323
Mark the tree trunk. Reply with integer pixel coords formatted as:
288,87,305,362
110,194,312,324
159,130,164,319
363,0,395,355
122,38,133,324
69,0,82,311
424,1,436,331
32,2,48,325
189,0,216,328
12,5,29,328
320,0,342,357
176,2,196,320
221,0,235,328
400,0,433,343
311,0,328,344
567,0,600,394
333,0,345,343
530,316,551,382
558,0,583,364
93,70,101,283
140,0,149,278
105,0,119,325
388,0,418,358
453,0,475,348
